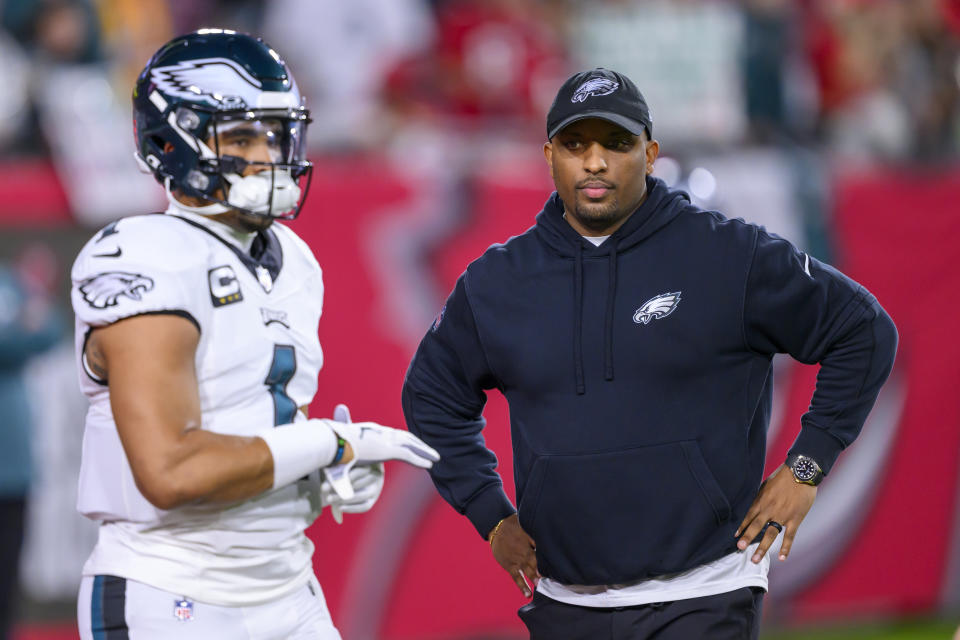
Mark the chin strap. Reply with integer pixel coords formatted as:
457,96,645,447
164,177,231,215
164,170,299,218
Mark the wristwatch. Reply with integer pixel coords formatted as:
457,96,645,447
785,453,824,486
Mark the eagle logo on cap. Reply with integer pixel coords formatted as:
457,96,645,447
572,78,619,103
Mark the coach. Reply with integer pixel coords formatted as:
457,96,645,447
401,68,897,639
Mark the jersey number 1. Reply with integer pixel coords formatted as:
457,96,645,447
265,345,297,426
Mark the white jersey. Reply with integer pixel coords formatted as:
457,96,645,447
71,210,325,606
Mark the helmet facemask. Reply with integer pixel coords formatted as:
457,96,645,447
186,107,313,220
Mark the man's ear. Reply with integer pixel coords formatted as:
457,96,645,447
644,139,660,175
543,141,554,181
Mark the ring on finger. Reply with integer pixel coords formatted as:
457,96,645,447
766,520,783,533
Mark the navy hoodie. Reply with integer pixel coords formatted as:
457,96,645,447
402,176,897,586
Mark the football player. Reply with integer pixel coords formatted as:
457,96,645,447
71,29,438,639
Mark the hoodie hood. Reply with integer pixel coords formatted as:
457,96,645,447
533,176,690,256
532,176,690,394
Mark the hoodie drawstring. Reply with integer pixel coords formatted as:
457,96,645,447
573,241,585,394
573,240,618,394
603,243,617,381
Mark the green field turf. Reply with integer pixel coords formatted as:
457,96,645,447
763,618,959,640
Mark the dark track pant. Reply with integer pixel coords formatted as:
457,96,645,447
0,497,26,640
518,586,764,640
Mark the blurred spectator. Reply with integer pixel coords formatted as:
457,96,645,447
262,0,435,150
0,250,62,639
565,0,746,147
96,0,173,95
2,0,101,63
0,31,31,154
384,0,566,139
804,0,960,162
894,0,960,160
166,0,263,34
0,0,101,157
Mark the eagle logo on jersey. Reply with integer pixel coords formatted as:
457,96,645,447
79,272,155,309
150,57,263,109
633,291,682,325
572,78,619,103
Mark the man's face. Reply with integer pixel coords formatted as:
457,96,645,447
543,118,659,236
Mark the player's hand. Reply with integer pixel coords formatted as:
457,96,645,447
321,462,385,524
489,514,539,598
735,464,817,564
323,403,438,500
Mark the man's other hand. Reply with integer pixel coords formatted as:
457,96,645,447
489,514,539,598
735,464,817,564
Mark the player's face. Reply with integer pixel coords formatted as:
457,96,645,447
544,118,659,236
211,119,285,175
206,120,286,232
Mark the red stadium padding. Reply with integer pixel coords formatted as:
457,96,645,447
6,160,958,637
0,161,71,226
288,161,959,636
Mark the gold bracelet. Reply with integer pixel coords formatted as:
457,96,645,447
488,516,510,547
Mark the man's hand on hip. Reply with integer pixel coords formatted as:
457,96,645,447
489,514,539,598
735,464,817,564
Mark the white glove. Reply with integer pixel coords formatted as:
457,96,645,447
323,403,439,501
321,462,385,524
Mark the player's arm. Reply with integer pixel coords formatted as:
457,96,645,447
92,313,437,510
91,313,327,508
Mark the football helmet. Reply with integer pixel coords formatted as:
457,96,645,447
133,29,312,219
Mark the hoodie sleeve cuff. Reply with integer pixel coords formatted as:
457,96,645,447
787,424,846,475
464,483,517,540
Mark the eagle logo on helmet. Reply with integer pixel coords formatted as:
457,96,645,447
150,57,263,109
633,292,682,325
572,78,619,103
79,272,155,309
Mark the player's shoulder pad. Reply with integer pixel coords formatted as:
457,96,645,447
72,214,209,282
271,222,321,274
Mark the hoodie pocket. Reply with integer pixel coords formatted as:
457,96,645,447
518,440,732,585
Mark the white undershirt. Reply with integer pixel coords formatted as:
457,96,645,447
583,234,610,247
537,541,771,607
539,232,774,607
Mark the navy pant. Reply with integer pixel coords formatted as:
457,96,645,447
0,497,25,640
518,587,764,640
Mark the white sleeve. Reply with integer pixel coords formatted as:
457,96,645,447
71,216,210,330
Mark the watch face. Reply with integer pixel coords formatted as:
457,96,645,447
794,458,817,481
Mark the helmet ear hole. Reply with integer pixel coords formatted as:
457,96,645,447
149,135,173,155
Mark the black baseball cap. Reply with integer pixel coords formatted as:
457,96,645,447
546,68,652,140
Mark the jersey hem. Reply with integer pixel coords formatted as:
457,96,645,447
81,560,314,607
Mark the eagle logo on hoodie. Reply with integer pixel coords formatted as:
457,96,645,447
633,292,681,325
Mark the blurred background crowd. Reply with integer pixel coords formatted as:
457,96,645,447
3,0,960,160
0,0,959,639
